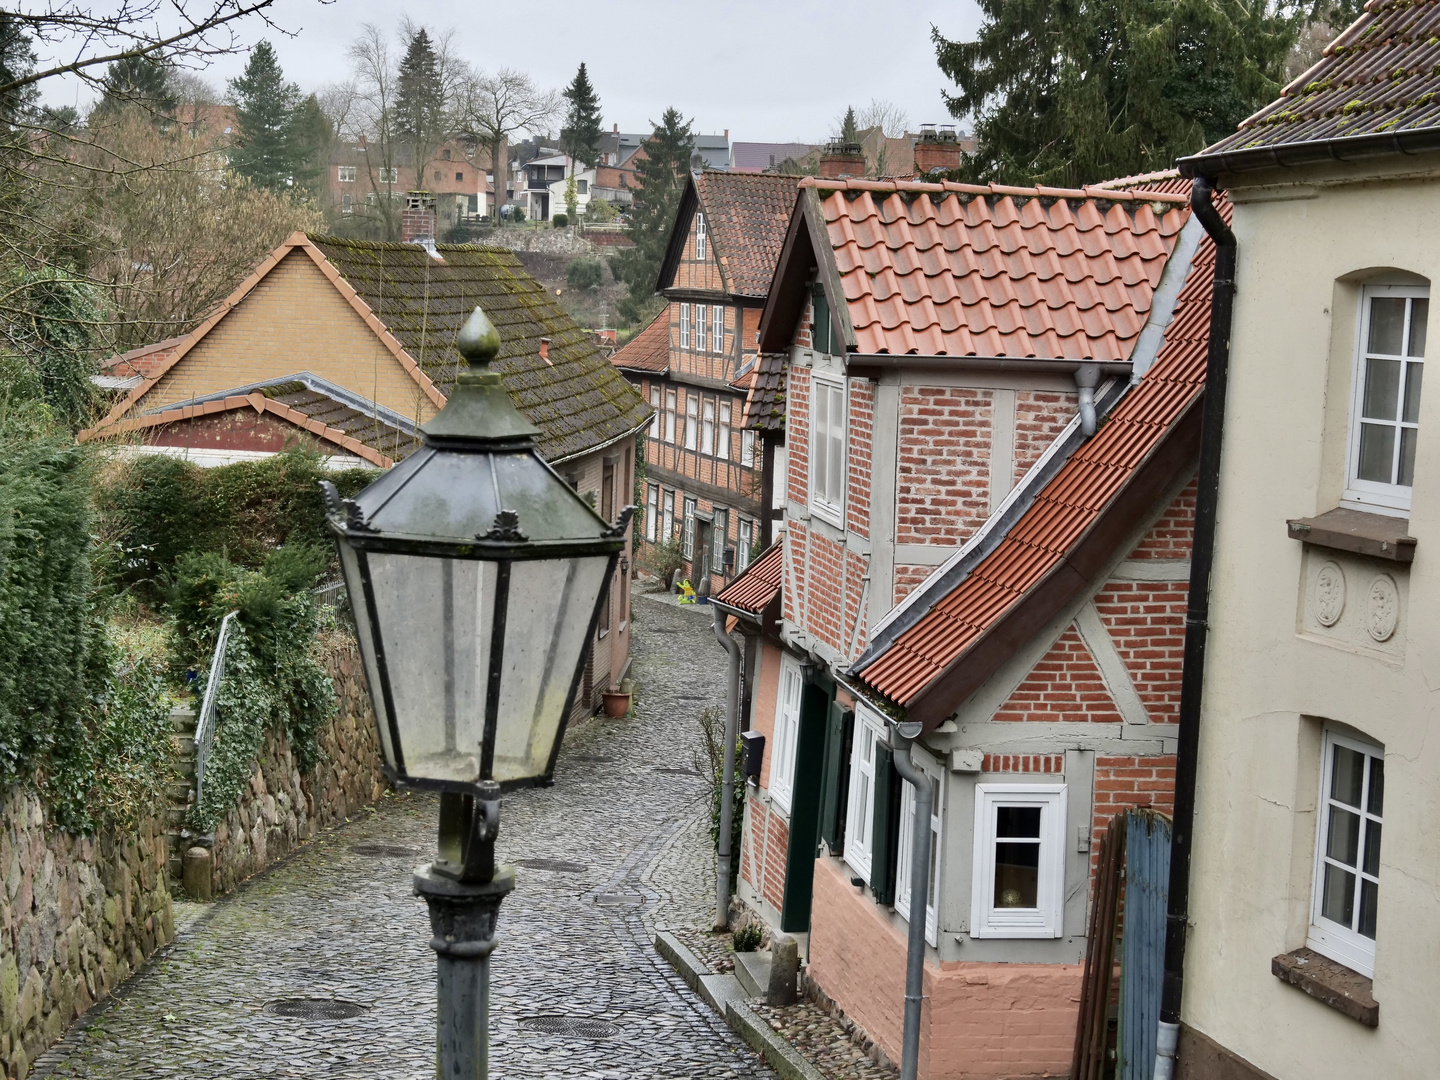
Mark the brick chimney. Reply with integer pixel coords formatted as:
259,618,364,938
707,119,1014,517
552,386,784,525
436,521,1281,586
913,124,965,176
818,140,866,180
401,191,436,245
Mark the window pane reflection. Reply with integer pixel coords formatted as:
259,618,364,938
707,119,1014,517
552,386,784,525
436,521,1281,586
1370,296,1406,354
994,841,1040,908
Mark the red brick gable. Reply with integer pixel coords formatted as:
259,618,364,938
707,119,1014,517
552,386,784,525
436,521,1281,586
992,629,1126,723
1093,582,1187,719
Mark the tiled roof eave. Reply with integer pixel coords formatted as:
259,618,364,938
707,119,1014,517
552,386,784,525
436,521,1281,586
1180,122,1440,178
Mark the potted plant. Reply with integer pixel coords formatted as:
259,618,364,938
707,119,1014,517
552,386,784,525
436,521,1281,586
601,684,631,718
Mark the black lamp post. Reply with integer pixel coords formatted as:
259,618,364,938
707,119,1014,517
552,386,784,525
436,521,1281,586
323,306,631,1079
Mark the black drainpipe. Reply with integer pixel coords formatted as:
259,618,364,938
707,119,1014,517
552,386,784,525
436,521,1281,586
1154,174,1236,1080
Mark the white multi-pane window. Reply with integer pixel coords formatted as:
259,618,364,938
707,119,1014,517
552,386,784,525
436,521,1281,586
742,430,757,468
737,519,752,570
770,654,804,811
649,387,661,439
1308,729,1384,977
695,212,707,260
679,304,691,349
717,402,732,461
645,483,659,543
341,194,353,214
682,497,696,559
971,785,1067,938
843,704,888,880
711,305,724,355
810,377,846,523
702,399,716,456
695,304,708,351
337,166,356,182
379,167,398,183
664,390,677,444
685,395,699,451
662,490,674,543
1347,285,1427,512
896,753,944,947
712,509,728,573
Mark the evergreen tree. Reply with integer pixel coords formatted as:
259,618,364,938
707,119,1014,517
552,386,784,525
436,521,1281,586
228,41,303,191
560,62,603,169
0,15,36,130
395,27,447,184
935,0,1299,186
617,107,693,324
838,105,859,145
288,93,334,194
95,54,175,118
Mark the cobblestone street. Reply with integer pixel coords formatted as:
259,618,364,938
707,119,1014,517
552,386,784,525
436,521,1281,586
30,594,775,1080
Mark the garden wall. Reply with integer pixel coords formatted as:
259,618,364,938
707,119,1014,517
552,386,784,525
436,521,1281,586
1,790,173,1080
205,636,386,896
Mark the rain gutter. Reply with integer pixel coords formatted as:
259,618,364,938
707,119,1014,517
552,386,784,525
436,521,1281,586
1177,127,1440,180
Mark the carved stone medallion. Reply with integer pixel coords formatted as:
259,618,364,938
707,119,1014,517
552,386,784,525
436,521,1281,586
1366,575,1400,642
1313,562,1346,627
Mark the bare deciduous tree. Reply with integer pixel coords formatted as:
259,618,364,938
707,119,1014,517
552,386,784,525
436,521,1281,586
859,98,910,139
456,66,559,216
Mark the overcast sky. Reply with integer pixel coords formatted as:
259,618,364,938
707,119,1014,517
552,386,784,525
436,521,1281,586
40,0,984,142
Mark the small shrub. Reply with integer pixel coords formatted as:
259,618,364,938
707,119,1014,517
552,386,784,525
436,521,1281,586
733,921,762,952
644,537,685,583
693,706,744,894
586,197,619,223
566,258,604,291
552,212,569,228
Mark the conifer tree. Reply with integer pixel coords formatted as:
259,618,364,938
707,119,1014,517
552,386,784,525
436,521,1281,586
395,26,447,185
838,105,859,145
935,0,1299,186
228,41,303,191
289,93,334,195
617,107,693,324
560,62,603,169
95,54,175,119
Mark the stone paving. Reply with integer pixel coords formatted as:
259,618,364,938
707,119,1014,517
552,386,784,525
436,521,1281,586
29,594,775,1080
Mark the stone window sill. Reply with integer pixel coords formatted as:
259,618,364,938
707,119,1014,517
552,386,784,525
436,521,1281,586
1272,948,1378,1027
1287,507,1415,563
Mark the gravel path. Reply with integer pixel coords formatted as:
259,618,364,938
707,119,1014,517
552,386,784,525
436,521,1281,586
30,593,775,1080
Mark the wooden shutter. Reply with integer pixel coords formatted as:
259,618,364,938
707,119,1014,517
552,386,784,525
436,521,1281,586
870,743,902,905
819,703,854,853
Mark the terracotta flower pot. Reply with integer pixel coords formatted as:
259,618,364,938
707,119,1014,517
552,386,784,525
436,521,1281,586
601,691,631,718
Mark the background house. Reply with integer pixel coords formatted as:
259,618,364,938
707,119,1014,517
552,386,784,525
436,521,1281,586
1170,5,1440,1076
326,137,502,227
719,174,1206,1077
86,223,650,720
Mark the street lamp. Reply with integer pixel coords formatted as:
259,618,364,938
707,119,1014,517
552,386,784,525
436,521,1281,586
323,306,631,1079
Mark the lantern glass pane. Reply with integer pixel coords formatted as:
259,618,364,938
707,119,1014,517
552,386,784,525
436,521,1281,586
491,555,611,782
369,551,497,785
338,542,396,773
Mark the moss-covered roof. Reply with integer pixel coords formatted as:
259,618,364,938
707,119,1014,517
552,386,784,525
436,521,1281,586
308,235,650,461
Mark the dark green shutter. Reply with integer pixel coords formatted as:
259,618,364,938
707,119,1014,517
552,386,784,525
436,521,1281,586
819,704,854,854
780,681,831,934
870,744,902,906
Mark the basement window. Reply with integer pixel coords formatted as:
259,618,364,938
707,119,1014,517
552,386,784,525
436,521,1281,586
970,784,1067,938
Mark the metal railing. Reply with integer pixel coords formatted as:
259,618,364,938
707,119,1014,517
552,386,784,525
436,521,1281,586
193,610,239,812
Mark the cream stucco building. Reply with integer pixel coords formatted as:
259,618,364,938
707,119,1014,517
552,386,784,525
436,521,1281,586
1172,5,1440,1078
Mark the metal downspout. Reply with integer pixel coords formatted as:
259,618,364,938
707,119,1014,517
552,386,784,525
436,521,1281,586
890,720,933,1080
712,607,742,931
1154,175,1236,1080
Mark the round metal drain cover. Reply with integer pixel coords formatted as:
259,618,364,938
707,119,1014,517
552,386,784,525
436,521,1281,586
520,1015,620,1040
351,844,420,858
515,858,588,873
264,998,369,1021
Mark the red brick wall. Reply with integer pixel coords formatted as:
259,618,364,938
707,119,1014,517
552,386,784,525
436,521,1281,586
1091,755,1177,874
741,793,791,915
1092,581,1187,720
846,380,873,539
981,754,1063,774
802,530,850,655
670,210,725,293
1127,476,1196,558
1013,390,1077,483
787,367,810,504
992,629,1125,723
893,564,934,607
897,386,992,545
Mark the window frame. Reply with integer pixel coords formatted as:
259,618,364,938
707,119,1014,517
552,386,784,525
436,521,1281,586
662,490,674,543
717,401,732,461
379,167,398,184
679,303,691,350
1344,283,1428,512
810,375,846,526
702,397,716,457
649,386,661,440
682,497,696,559
645,483,659,543
896,751,944,947
770,653,804,812
970,784,1068,939
737,518,753,571
337,166,356,183
712,508,728,574
712,304,724,355
741,429,757,468
696,212,707,261
1308,728,1384,977
685,395,699,451
696,304,708,352
664,389,677,444
843,704,888,881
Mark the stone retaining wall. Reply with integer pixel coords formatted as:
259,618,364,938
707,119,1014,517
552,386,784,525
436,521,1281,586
464,226,601,255
1,790,173,1079
207,637,386,896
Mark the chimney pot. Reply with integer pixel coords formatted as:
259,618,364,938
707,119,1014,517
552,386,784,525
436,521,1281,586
401,190,438,246
539,337,551,364
723,129,729,140
613,123,618,133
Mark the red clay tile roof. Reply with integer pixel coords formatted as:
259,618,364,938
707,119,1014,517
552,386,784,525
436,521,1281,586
742,352,787,433
100,336,187,380
611,306,670,374
853,191,1224,717
694,171,803,298
806,177,1189,360
714,538,785,616
1195,1,1440,159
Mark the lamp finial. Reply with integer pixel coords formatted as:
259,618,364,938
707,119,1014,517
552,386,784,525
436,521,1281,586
457,306,501,369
